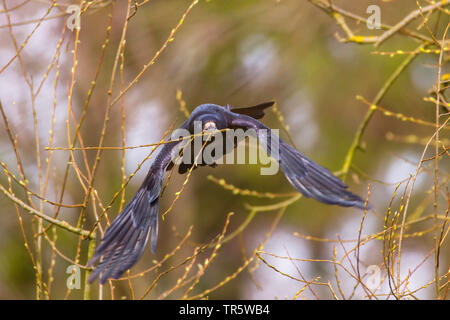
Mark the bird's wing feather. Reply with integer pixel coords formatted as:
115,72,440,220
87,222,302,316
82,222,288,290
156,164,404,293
88,139,183,284
230,114,368,209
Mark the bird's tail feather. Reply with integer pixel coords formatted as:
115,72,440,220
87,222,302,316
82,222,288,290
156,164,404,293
88,169,163,284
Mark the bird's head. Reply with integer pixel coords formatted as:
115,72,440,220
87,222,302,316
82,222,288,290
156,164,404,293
193,112,226,132
186,104,231,133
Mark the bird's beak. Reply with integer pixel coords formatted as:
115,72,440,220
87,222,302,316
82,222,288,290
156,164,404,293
203,121,217,132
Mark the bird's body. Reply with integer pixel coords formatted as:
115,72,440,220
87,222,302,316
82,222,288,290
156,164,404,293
88,102,368,284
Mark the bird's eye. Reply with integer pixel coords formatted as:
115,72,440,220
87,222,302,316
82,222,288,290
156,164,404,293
203,121,217,131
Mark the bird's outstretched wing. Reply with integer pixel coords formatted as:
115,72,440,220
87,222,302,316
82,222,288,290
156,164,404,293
230,114,369,209
88,140,182,284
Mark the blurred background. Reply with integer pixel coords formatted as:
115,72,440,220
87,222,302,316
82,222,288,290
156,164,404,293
0,0,448,299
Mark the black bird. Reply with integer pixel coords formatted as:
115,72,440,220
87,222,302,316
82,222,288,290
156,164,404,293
88,102,368,284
